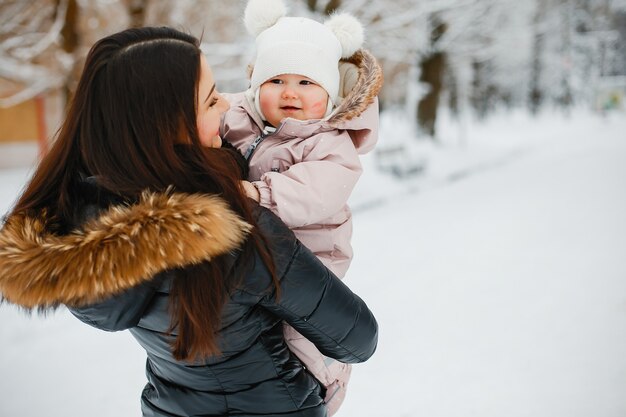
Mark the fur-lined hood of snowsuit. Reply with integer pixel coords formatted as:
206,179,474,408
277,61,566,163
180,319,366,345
328,48,384,128
233,49,384,151
0,190,251,309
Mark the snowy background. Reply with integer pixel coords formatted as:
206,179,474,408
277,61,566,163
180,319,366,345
1,108,626,417
2,0,626,416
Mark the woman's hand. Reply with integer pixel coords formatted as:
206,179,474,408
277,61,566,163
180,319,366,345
241,180,260,202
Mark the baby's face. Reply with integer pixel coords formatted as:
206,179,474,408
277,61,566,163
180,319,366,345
259,74,329,127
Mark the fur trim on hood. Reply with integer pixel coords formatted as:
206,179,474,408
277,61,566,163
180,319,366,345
0,191,252,310
327,49,383,125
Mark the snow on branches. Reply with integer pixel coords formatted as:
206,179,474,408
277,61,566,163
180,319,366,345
0,0,73,108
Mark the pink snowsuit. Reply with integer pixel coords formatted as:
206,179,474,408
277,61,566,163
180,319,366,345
221,50,383,416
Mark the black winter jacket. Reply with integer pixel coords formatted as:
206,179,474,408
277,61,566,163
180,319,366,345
0,179,378,417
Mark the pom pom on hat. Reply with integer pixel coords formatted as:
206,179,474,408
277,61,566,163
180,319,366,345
326,13,364,58
244,0,287,36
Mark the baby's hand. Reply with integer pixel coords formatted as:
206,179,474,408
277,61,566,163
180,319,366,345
241,180,260,202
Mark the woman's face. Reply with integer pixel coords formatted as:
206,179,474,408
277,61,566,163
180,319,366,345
196,55,229,148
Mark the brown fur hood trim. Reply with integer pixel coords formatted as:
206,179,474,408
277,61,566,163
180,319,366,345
327,49,384,125
0,191,252,310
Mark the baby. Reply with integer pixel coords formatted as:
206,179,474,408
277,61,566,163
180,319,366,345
221,0,383,414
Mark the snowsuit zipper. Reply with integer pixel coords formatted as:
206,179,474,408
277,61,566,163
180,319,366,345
243,126,277,161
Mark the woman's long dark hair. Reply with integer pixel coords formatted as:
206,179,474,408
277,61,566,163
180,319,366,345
10,27,277,361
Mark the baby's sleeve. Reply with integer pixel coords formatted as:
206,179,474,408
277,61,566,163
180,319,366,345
255,131,362,227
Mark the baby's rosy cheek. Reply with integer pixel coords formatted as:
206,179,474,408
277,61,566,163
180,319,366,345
311,100,325,111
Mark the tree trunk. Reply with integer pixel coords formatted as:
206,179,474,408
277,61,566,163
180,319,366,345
471,60,499,118
307,0,341,15
57,0,78,107
558,0,574,108
416,16,447,139
128,0,146,28
529,0,546,114
324,0,341,15
417,51,445,137
529,35,544,113
59,0,78,54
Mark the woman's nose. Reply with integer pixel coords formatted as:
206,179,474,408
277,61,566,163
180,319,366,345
219,94,230,112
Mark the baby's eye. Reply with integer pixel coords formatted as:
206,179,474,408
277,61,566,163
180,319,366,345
300,80,314,85
269,79,283,84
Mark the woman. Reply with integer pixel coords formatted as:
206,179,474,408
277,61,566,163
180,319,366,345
0,27,377,417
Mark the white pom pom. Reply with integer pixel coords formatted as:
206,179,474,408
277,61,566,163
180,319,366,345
244,0,288,36
325,13,364,58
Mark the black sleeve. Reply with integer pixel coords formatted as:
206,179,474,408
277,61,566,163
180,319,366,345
67,274,165,332
254,207,378,363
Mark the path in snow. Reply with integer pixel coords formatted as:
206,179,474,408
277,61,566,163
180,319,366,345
342,115,626,417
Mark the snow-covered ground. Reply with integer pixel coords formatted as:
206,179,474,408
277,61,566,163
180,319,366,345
1,109,625,417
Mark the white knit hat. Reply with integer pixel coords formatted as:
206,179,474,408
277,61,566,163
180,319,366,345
244,0,364,113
